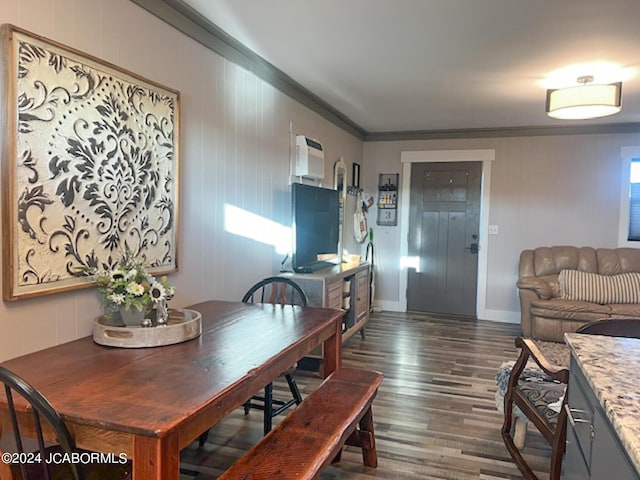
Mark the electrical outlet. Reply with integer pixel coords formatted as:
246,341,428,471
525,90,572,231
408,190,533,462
489,225,499,235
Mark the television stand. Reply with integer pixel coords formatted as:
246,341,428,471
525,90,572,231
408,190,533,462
293,261,333,273
280,262,371,372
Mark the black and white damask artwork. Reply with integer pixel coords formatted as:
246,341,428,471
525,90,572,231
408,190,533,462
2,25,179,300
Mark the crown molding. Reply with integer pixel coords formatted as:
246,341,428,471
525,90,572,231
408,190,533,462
365,123,640,142
130,0,366,140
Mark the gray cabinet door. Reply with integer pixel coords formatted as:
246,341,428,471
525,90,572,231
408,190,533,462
564,425,591,480
590,412,638,480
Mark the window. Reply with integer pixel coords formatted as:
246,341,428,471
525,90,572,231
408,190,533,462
629,160,640,241
618,147,640,247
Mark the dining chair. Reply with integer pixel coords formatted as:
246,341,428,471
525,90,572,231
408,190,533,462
198,277,308,445
0,366,131,480
240,277,307,429
501,318,640,480
501,338,569,480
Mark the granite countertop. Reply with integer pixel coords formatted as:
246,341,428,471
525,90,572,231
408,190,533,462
565,333,640,472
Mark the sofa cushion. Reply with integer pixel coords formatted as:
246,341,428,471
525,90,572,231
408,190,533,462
532,247,579,276
609,304,640,319
531,298,610,321
559,269,640,304
597,248,640,275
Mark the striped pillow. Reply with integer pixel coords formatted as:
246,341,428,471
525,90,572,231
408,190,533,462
559,270,640,304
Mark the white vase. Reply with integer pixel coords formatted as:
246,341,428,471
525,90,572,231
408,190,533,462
119,306,145,327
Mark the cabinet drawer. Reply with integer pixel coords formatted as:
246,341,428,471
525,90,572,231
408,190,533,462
325,280,343,310
354,271,369,317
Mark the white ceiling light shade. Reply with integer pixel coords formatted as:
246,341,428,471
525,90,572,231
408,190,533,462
546,76,622,120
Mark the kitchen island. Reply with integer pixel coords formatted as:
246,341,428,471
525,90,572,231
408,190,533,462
564,333,640,479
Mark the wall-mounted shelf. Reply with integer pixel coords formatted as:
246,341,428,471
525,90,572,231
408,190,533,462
377,173,398,226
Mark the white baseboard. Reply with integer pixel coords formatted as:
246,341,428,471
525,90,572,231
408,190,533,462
477,308,521,324
373,302,521,325
373,300,403,312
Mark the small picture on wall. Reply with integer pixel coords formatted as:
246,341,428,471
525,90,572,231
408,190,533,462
1,24,180,300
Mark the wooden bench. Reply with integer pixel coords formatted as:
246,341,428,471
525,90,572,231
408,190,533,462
218,367,384,479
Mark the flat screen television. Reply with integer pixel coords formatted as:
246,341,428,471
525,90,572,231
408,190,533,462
291,183,340,273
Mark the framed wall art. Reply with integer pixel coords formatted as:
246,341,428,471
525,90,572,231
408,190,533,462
1,24,180,301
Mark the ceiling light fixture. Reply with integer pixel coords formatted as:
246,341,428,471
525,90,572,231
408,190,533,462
546,75,622,120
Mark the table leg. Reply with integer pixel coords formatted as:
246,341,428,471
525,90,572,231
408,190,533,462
0,421,13,480
133,433,179,480
322,316,342,378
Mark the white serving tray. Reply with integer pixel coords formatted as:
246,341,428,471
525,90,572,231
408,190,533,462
93,308,202,348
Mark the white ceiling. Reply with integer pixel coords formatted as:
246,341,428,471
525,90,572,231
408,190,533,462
181,0,640,134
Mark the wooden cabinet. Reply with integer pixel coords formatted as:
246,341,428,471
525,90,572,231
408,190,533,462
281,263,370,345
563,355,639,479
352,268,370,335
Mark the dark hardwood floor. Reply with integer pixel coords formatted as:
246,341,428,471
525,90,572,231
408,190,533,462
180,311,551,479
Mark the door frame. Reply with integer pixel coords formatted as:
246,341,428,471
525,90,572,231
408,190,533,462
399,149,495,319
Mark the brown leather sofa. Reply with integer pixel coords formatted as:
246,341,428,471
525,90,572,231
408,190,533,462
517,246,640,341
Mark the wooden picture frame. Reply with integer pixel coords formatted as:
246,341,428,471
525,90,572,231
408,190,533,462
1,24,180,300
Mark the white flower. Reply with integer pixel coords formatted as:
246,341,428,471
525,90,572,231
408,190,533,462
126,282,145,296
164,285,176,299
109,293,126,305
111,268,127,282
149,282,166,302
124,268,137,281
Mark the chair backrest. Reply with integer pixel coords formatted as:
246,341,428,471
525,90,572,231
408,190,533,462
0,366,80,480
576,318,640,338
242,277,308,307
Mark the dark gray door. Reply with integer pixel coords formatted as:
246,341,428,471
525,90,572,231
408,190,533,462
407,162,482,316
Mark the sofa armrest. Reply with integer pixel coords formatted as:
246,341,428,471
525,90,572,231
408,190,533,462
517,277,553,299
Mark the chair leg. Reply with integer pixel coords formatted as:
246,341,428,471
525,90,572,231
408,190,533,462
360,328,366,340
243,400,251,415
285,373,303,405
514,416,527,449
263,383,273,435
198,429,210,447
549,403,568,480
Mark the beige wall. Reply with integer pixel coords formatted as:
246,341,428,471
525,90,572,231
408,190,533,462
0,0,363,361
363,133,640,321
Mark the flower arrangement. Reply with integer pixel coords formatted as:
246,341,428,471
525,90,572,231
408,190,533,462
88,250,175,314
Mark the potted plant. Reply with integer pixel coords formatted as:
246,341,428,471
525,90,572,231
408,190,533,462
86,249,175,327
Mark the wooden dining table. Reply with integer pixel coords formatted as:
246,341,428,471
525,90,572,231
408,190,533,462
0,300,344,479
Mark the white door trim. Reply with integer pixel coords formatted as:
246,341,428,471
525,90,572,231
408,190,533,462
399,149,495,317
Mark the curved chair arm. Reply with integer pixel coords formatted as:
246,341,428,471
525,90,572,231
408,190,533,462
509,338,569,390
